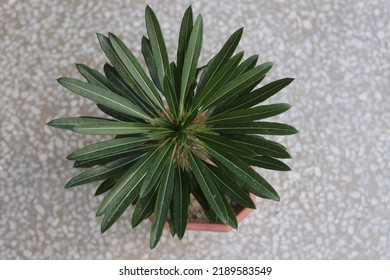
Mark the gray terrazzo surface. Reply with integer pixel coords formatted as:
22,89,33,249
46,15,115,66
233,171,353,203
0,0,389,259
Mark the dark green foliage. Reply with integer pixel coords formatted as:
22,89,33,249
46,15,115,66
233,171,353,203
48,5,297,249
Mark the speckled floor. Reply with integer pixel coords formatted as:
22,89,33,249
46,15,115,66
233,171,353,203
1,0,389,259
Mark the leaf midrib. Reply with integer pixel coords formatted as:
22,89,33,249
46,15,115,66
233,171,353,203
207,105,288,123
70,138,147,159
61,79,149,120
112,36,162,108
209,148,278,200
199,33,240,93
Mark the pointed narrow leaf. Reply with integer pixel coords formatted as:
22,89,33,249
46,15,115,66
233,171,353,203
72,121,168,135
212,121,299,135
100,171,145,233
206,164,256,209
180,15,203,112
220,194,238,229
145,5,170,87
195,133,254,155
210,55,261,116
239,155,291,171
206,103,291,124
57,77,152,120
224,134,290,159
172,167,189,239
97,148,159,216
176,5,193,93
150,153,175,249
141,36,162,91
206,147,280,201
169,62,179,100
202,62,273,109
163,76,179,118
196,27,243,94
64,155,142,189
73,150,145,168
167,209,176,237
81,63,151,121
76,64,125,98
103,63,157,117
139,142,173,198
47,116,107,130
97,33,160,109
190,175,218,223
95,175,123,196
67,137,149,161
108,33,164,110
132,187,158,228
188,151,228,224
230,54,258,80
193,52,244,109
221,78,295,113
97,104,142,122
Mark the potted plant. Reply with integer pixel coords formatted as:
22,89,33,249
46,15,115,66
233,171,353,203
48,5,297,249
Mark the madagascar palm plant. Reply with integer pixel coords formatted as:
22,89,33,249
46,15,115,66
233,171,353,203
48,5,297,248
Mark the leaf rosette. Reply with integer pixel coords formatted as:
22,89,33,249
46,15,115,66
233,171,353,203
48,5,298,249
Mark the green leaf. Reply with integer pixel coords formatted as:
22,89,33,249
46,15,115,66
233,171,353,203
195,132,254,155
72,120,169,135
97,148,159,217
212,121,299,135
108,33,164,110
172,167,189,239
100,168,146,233
206,103,291,124
196,27,243,94
103,63,157,117
47,116,107,130
176,5,193,94
57,77,152,120
221,78,295,113
145,5,170,88
190,175,217,223
226,134,291,159
209,55,260,116
180,15,203,113
141,36,162,91
167,209,176,237
206,147,280,201
96,104,142,123
73,150,145,168
99,147,161,233
169,62,179,103
97,34,158,107
220,194,238,229
188,150,228,224
67,137,149,161
201,62,273,110
150,152,175,249
95,175,123,196
230,54,258,80
193,51,244,110
239,155,291,171
163,76,179,118
76,64,125,97
64,154,143,189
139,142,173,198
131,187,158,228
206,164,256,209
